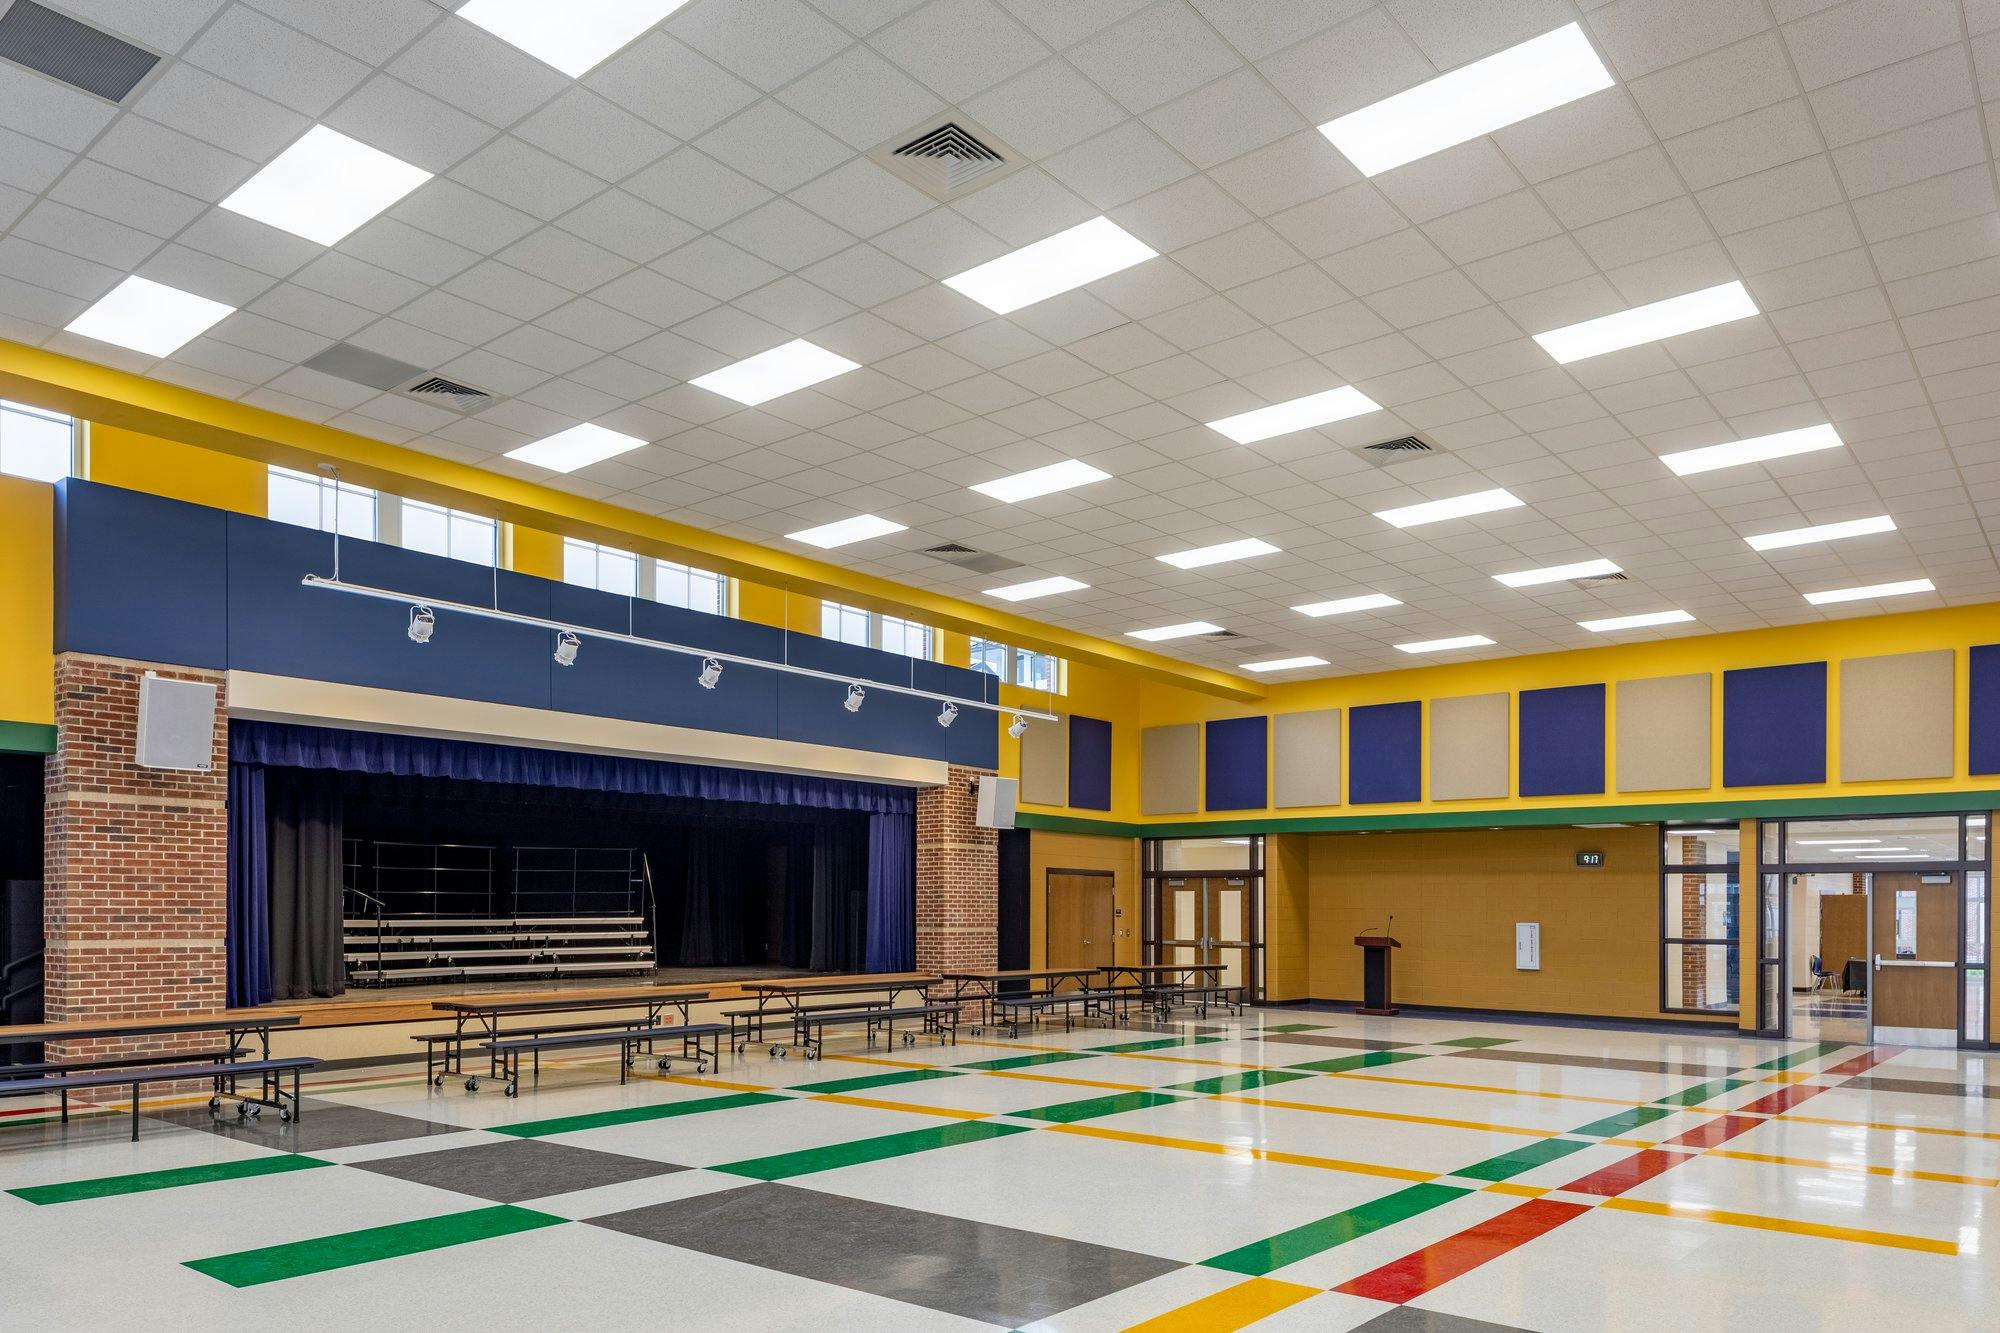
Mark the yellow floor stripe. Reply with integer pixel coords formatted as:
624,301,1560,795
1762,1070,1816,1084
820,1054,940,1071
1048,1122,1435,1182
1214,1093,1554,1139
1705,1147,2000,1188
1325,1071,1639,1107
1483,1182,1549,1198
984,1069,1154,1093
651,1074,771,1093
1122,1277,1318,1332
1600,1197,1957,1255
1777,1112,2000,1143
812,1093,989,1120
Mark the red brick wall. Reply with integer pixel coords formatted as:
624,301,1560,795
915,765,997,982
45,655,228,1060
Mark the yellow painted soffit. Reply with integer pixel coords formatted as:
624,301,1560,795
0,339,1264,703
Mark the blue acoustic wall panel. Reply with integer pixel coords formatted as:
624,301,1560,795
1723,661,1826,787
1972,644,2000,776
1068,715,1112,811
1518,683,1606,797
56,480,229,668
1204,716,1267,811
1349,701,1421,804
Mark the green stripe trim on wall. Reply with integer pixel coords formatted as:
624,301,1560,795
1017,787,2000,838
0,721,55,754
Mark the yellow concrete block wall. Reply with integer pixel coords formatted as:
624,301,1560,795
0,475,52,729
1264,833,1310,1002
1027,830,1141,968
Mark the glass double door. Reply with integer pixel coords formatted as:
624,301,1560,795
1159,876,1252,990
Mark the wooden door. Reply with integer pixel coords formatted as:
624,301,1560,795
1871,872,1958,1042
1048,872,1114,970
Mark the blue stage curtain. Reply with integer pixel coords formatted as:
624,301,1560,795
231,720,913,815
225,762,272,1007
863,811,915,972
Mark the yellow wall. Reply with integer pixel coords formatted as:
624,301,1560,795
507,524,563,580
0,475,52,728
86,424,264,514
1265,833,1310,1002
1027,830,1141,968
1301,825,1729,1024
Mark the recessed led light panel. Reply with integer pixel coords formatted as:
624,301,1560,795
65,276,234,357
943,217,1156,315
1157,538,1280,570
220,126,431,246
690,340,860,407
785,514,907,549
504,422,646,473
970,459,1110,502
458,0,691,77
1533,281,1758,363
1207,385,1382,445
1374,488,1524,529
985,576,1088,602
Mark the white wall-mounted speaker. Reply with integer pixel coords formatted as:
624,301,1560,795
135,672,217,771
974,774,1018,829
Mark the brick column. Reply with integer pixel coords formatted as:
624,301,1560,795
915,765,997,982
1678,835,1707,1006
45,655,228,1061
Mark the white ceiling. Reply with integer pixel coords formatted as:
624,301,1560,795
3,0,1999,678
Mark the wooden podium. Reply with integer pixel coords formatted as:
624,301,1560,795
1354,935,1401,1016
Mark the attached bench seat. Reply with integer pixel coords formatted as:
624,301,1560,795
725,998,890,1052
1152,984,1244,1018
415,1017,658,1087
791,1003,958,1060
0,1056,318,1140
992,989,1129,1036
480,1024,725,1095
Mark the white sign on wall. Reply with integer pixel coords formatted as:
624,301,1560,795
1515,922,1541,971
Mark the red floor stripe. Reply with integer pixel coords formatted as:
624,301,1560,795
1823,1047,1905,1078
1663,1113,1765,1150
1738,1084,1828,1116
1334,1198,1590,1304
1561,1148,1696,1197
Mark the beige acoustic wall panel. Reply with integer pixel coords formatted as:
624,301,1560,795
1274,709,1340,807
1430,693,1509,801
1841,650,1954,781
1616,674,1711,792
1018,712,1070,806
1141,723,1200,815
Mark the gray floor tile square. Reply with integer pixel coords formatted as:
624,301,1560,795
588,1181,1180,1326
355,1139,684,1202
1361,1308,1532,1331
151,1097,462,1152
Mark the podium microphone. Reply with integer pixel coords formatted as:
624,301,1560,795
1385,914,1393,937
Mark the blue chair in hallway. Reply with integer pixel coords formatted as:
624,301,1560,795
1808,954,1838,992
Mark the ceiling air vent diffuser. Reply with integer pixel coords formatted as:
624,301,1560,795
1352,433,1437,468
303,343,496,414
0,0,159,102
402,376,492,411
922,542,1023,576
1570,571,1629,588
872,116,1024,201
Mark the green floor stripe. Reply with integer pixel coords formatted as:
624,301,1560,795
1288,1050,1432,1074
1448,1137,1595,1182
1567,1104,1677,1138
1259,1023,1327,1034
10,1153,329,1205
718,1118,1029,1181
1753,1041,1848,1071
492,1091,784,1139
790,1067,964,1095
1204,1182,1470,1277
1008,1090,1183,1123
186,1206,565,1288
1166,1069,1316,1095
1655,1077,1751,1107
954,1050,1097,1072
1090,1035,1223,1053
1434,1036,1517,1048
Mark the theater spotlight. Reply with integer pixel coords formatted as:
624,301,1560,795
844,683,865,713
553,630,581,667
407,605,434,644
1008,713,1028,739
938,701,958,728
698,657,722,689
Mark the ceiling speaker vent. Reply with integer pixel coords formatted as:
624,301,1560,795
1352,433,1438,468
401,376,493,412
0,1,159,102
922,542,1023,576
871,115,1023,201
1570,571,1629,587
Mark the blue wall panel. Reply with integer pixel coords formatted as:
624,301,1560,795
1971,644,2000,776
56,482,229,668
1068,715,1112,811
1724,661,1826,787
1204,716,1267,811
1349,701,1421,804
1518,683,1606,797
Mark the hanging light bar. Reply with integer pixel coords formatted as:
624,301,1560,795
302,575,1058,723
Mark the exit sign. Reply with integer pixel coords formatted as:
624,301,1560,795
1576,851,1604,867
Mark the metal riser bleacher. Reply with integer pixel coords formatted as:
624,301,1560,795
343,914,654,987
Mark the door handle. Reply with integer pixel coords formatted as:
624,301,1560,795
1876,954,1954,969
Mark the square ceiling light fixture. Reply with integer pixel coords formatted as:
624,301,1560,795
1745,514,1895,551
220,126,431,246
970,459,1110,502
1207,385,1383,444
786,514,907,549
943,216,1156,315
985,575,1088,601
1396,634,1495,654
1127,621,1223,642
1661,423,1843,477
457,0,691,77
1374,487,1523,529
1294,592,1401,617
1578,609,1694,632
504,422,646,472
1533,280,1758,363
1319,23,1614,176
1804,578,1934,606
65,276,234,357
1157,538,1280,570
1242,656,1328,673
1494,557,1621,588
691,339,860,406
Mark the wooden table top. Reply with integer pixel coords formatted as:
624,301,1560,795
0,1011,301,1042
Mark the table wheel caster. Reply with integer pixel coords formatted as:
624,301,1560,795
901,1032,916,1046
504,1083,518,1098
804,1048,820,1060
207,1096,221,1111
279,1108,292,1123
465,1078,480,1092
248,1105,261,1118
431,1074,444,1088
693,1062,708,1074
657,1058,672,1072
